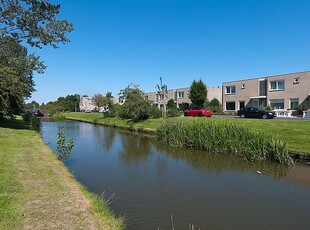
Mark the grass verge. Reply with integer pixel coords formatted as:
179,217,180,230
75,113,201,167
0,118,123,230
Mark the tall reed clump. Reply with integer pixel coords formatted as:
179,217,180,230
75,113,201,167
155,120,293,165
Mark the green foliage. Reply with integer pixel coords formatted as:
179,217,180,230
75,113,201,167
24,100,39,110
151,107,162,119
119,85,152,121
209,98,223,113
0,0,73,119
179,102,189,111
156,120,293,165
118,83,143,99
0,38,44,119
167,99,177,110
0,0,74,48
297,104,308,113
22,112,41,132
167,108,181,118
56,127,74,162
41,94,80,114
189,79,208,107
104,104,122,118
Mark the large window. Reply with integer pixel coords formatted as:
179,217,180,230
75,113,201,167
270,99,284,109
226,101,236,111
225,86,236,94
270,80,285,91
178,91,184,98
290,98,299,110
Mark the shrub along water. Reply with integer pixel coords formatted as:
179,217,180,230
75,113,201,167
156,120,293,165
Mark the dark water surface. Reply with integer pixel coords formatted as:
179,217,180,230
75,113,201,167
42,121,310,229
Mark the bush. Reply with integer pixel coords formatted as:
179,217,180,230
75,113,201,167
22,112,41,132
30,116,41,132
104,104,122,118
22,112,31,123
297,104,308,114
151,107,162,119
167,108,181,117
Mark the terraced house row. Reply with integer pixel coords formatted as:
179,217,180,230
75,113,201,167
222,71,310,112
80,71,310,114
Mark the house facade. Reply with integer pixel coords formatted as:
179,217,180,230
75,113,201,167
222,71,310,112
145,86,222,108
79,96,96,111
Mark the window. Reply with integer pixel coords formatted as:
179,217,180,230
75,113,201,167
270,99,284,109
226,101,235,111
226,86,236,94
178,91,184,98
241,84,245,89
270,80,285,91
290,98,299,110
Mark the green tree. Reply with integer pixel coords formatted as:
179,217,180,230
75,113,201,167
0,38,45,119
24,100,39,110
0,0,73,119
119,85,152,121
167,99,177,110
209,98,223,113
189,79,208,107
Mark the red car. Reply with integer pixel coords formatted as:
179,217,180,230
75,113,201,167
184,107,213,117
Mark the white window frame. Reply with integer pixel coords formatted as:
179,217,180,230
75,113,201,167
225,85,236,94
178,91,184,98
270,80,285,91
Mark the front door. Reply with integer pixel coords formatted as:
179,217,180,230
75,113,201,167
239,101,245,110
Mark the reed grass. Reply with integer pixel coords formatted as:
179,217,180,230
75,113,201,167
156,120,293,164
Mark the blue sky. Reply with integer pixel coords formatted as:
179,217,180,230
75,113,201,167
29,0,310,104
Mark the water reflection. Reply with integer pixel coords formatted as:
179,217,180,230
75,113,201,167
154,143,291,179
118,133,152,164
41,121,310,230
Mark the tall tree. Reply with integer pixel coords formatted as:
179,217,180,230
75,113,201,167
0,0,73,119
92,93,106,108
0,37,44,119
189,79,208,107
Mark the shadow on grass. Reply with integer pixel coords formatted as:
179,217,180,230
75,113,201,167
0,118,30,130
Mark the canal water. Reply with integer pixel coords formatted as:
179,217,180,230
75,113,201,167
42,121,310,229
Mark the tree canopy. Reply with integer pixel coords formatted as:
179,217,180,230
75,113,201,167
0,0,73,48
0,0,73,119
189,79,208,107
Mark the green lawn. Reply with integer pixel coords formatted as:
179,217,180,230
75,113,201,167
64,112,310,155
0,118,123,229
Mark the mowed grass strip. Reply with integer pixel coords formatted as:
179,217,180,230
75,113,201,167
0,119,123,230
63,112,310,155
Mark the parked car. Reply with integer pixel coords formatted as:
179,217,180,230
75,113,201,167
184,107,213,117
237,107,276,119
84,108,92,113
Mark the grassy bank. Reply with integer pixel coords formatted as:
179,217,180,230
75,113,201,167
0,119,123,229
63,112,310,155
